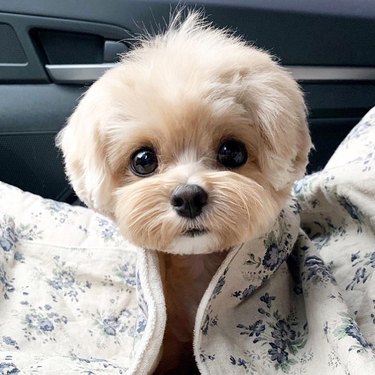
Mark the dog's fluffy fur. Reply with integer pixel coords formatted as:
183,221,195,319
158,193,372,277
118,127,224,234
57,11,311,374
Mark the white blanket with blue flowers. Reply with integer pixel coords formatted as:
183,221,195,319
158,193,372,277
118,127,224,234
1,108,375,374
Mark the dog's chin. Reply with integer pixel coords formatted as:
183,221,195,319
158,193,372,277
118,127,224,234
145,231,232,255
165,231,230,255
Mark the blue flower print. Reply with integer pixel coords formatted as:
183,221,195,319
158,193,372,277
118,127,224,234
237,300,308,372
0,265,15,299
39,318,54,332
136,319,146,334
201,308,218,336
2,336,20,350
353,267,368,284
262,228,289,272
336,195,364,231
232,284,257,301
47,256,90,302
0,227,17,252
369,252,375,267
102,227,116,241
135,281,148,336
360,150,374,172
25,314,55,333
69,351,128,373
308,217,347,251
22,304,68,343
229,356,250,370
351,251,360,263
97,217,121,242
115,262,136,288
346,267,369,290
0,214,42,259
304,255,336,285
252,320,266,337
289,199,302,215
263,242,281,271
13,251,25,263
271,320,296,344
212,268,228,299
93,308,137,343
103,316,121,336
345,323,372,349
200,351,215,363
237,320,266,343
244,253,262,267
260,293,275,309
293,174,321,209
334,313,373,353
44,200,78,226
346,251,375,290
341,119,372,146
339,198,361,221
201,314,210,335
268,342,289,364
0,362,20,374
50,270,75,289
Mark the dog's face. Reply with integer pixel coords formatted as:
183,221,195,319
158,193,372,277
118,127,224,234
57,13,311,255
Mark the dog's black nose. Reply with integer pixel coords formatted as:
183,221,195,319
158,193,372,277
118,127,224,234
171,184,208,219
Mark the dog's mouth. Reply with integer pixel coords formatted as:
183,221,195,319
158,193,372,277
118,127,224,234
182,228,208,237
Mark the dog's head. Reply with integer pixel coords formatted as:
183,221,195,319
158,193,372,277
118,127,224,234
57,12,311,255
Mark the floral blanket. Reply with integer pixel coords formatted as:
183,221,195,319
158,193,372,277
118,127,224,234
1,107,375,374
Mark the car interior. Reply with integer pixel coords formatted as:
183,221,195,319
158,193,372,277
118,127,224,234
0,0,374,203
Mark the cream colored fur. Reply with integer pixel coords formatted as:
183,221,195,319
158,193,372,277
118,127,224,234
57,11,311,374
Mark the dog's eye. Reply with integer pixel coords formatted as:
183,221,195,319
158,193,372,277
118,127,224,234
130,148,158,176
217,140,248,168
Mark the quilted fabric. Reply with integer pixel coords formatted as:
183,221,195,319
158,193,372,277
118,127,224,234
0,184,164,374
1,107,375,374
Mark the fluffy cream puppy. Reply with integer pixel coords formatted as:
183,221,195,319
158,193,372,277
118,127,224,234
57,12,311,374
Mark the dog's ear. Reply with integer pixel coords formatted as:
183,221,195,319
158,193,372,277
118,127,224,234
56,84,115,214
240,59,312,191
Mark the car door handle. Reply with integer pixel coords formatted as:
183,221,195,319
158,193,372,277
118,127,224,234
45,63,118,84
46,63,375,85
287,66,375,82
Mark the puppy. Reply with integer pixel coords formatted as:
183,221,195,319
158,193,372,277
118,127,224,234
57,11,311,374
